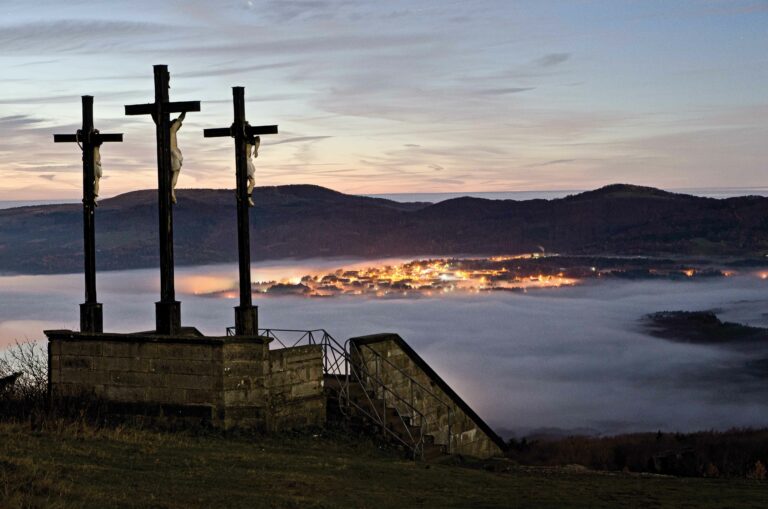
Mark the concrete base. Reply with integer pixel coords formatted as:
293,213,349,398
79,302,103,333
155,300,181,335
234,305,258,336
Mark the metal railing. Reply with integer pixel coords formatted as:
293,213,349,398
226,326,453,458
348,341,454,456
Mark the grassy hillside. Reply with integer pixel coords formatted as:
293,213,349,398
1,423,766,509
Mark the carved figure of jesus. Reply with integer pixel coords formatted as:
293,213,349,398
93,144,102,203
169,111,186,203
245,136,260,207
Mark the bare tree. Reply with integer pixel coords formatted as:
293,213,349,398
0,340,47,401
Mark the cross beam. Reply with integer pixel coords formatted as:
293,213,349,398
53,95,123,333
203,87,278,336
202,124,278,138
125,101,201,116
124,65,201,335
53,133,124,143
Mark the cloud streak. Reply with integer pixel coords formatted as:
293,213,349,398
270,135,332,145
533,52,571,67
479,87,536,95
0,19,175,54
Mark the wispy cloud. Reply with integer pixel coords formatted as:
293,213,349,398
175,61,300,79
270,135,332,145
527,159,577,168
247,0,373,23
533,53,571,67
0,91,138,105
479,87,535,95
0,115,44,130
167,32,438,57
0,20,175,54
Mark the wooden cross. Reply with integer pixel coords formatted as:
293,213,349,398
124,65,200,335
203,87,278,336
54,95,123,333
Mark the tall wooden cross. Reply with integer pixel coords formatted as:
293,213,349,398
53,95,123,333
203,87,278,335
124,65,200,335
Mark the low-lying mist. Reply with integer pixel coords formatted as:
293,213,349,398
2,261,767,438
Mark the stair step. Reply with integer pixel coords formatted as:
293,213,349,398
323,377,454,461
421,442,447,461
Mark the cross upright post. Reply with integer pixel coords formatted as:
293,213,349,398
54,95,123,333
125,65,200,335
203,87,278,335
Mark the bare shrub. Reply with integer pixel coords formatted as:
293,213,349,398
1,340,49,426
0,340,47,401
747,460,766,480
506,428,768,478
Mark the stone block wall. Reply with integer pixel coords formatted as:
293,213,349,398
47,330,273,429
349,334,505,459
223,340,270,429
268,345,325,430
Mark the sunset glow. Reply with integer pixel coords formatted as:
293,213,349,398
1,1,766,200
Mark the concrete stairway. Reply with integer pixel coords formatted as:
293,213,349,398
324,375,447,460
254,328,505,459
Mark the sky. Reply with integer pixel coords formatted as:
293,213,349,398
0,0,766,199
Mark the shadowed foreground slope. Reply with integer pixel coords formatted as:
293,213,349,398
1,423,766,509
0,183,767,274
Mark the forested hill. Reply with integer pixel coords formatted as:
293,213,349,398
1,183,766,274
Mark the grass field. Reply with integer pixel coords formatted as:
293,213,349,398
0,422,766,509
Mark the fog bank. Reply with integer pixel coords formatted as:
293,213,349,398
2,263,767,437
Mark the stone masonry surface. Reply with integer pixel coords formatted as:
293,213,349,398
268,345,325,430
46,330,323,431
350,334,504,459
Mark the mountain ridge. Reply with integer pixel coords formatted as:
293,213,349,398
0,183,766,274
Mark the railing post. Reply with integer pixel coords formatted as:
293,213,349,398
322,333,327,374
410,378,415,426
344,341,351,409
376,353,385,435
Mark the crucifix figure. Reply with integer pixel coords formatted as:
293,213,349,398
93,142,102,201
246,135,259,206
170,111,185,203
125,65,200,335
54,95,123,333
203,87,278,335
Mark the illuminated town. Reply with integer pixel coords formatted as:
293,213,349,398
256,254,579,297
200,254,742,299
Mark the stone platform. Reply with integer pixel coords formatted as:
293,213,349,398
44,328,325,431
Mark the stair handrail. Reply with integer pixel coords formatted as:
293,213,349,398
347,340,454,455
342,345,427,457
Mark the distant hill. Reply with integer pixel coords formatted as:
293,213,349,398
0,183,767,274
